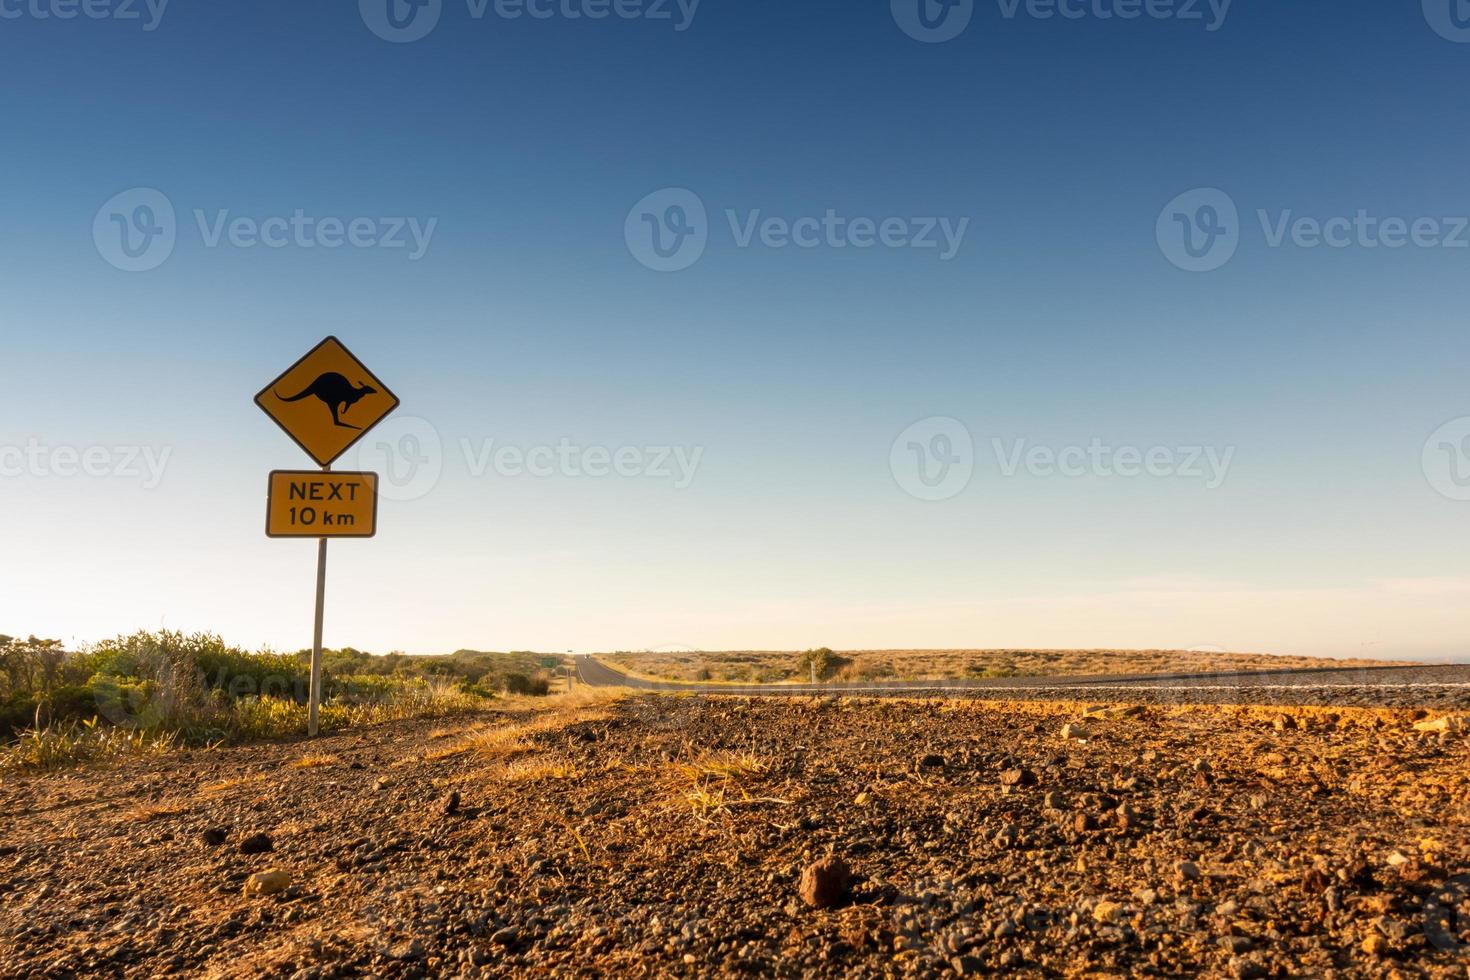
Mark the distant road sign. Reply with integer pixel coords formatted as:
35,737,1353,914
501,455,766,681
255,336,400,467
266,471,379,538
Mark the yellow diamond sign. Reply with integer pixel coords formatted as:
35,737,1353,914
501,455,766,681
255,336,400,467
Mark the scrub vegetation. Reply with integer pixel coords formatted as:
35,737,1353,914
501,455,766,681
0,631,559,770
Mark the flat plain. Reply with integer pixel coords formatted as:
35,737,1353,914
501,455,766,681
2,691,1467,978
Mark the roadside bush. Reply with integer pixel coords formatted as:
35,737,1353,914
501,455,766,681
797,647,851,681
502,672,551,696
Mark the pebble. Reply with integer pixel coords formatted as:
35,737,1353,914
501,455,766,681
999,768,1037,788
238,833,274,856
242,869,291,897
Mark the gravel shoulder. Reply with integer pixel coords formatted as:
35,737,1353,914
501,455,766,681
1,695,1468,978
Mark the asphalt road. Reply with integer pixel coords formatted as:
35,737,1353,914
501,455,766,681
570,657,1470,709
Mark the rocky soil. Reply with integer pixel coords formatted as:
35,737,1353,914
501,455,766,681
1,695,1468,978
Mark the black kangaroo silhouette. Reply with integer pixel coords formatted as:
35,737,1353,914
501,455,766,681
275,372,378,430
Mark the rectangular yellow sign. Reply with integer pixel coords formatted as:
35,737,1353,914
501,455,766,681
266,471,379,538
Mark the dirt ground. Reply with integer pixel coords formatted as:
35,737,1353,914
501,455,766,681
1,694,1467,978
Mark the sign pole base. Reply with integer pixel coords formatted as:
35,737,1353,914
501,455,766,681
309,534,327,737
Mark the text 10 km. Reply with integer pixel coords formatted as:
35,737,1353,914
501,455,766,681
266,471,379,539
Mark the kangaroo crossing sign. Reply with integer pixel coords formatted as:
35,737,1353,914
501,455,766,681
256,336,398,737
255,336,400,468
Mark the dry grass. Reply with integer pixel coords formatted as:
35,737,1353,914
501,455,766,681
497,759,582,782
289,753,339,769
664,749,785,823
601,648,1408,685
424,692,626,764
198,774,267,796
124,801,190,822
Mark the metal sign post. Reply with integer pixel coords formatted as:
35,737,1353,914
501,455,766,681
256,337,398,738
310,532,327,736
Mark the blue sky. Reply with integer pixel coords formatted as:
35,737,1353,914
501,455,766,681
4,0,1470,658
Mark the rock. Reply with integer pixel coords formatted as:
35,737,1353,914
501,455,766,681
441,791,461,816
999,768,1037,788
1361,934,1388,957
490,926,520,947
1177,860,1201,881
1074,813,1097,833
949,954,982,975
1060,723,1087,740
1272,714,1297,732
388,939,423,960
201,828,228,847
917,753,946,770
242,869,291,897
1043,790,1066,810
1092,900,1123,924
1414,715,1467,734
1230,957,1268,979
238,833,274,855
799,855,851,909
